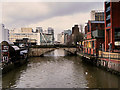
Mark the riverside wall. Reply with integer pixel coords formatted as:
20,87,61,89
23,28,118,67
28,48,56,57
77,52,120,76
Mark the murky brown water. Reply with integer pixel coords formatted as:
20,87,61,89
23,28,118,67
2,49,120,88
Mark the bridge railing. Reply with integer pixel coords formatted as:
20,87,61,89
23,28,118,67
29,45,77,48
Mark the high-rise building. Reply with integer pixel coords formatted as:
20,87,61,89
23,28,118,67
39,27,54,45
57,30,72,45
48,27,54,34
91,10,104,21
64,30,72,44
104,1,120,52
71,25,80,45
4,29,9,42
0,24,4,43
0,24,9,43
40,33,54,45
57,33,63,43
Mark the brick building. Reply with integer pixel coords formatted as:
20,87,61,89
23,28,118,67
91,10,104,21
83,20,105,56
71,25,80,45
105,1,120,52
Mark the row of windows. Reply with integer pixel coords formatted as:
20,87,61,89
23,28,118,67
84,41,95,48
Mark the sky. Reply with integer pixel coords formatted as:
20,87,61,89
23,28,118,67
1,1,104,40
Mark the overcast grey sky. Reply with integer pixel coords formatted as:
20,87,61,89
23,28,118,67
1,2,104,40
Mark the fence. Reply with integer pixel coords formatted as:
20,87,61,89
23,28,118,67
99,51,120,60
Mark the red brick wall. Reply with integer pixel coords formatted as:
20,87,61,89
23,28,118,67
105,2,120,51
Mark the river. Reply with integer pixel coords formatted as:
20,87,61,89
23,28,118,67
2,49,120,88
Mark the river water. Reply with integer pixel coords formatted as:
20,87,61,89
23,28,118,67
2,49,120,88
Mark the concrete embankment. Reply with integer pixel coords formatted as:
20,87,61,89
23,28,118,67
2,58,28,74
77,52,120,76
63,48,77,55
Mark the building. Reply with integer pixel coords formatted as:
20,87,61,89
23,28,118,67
104,1,120,52
91,10,104,21
47,27,54,44
14,38,37,47
36,27,43,33
0,24,9,43
57,33,63,43
83,20,105,55
64,30,72,44
48,27,54,34
57,30,72,45
40,27,54,45
9,28,40,45
40,33,54,45
21,28,33,33
71,25,80,45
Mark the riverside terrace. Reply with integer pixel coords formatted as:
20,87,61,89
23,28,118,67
77,47,120,75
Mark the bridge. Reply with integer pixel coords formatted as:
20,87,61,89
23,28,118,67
28,46,77,57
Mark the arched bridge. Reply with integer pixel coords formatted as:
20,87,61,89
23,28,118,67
28,47,77,57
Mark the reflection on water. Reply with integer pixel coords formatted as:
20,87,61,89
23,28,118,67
2,49,120,88
44,49,67,57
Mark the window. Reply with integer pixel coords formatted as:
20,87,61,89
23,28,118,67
92,41,94,48
115,28,120,41
87,23,90,32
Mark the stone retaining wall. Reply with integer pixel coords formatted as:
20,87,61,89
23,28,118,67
28,48,56,57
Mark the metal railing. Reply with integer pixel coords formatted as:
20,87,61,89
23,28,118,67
99,51,120,60
106,15,111,21
77,47,120,60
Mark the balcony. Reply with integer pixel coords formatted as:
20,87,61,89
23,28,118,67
106,15,111,21
107,23,111,27
106,6,110,13
106,0,110,5
92,30,104,38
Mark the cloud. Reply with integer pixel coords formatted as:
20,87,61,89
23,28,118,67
2,2,103,40
2,2,103,28
2,2,51,27
28,12,91,40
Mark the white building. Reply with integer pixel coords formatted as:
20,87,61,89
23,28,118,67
57,32,64,44
9,28,40,45
0,24,9,43
57,30,71,45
